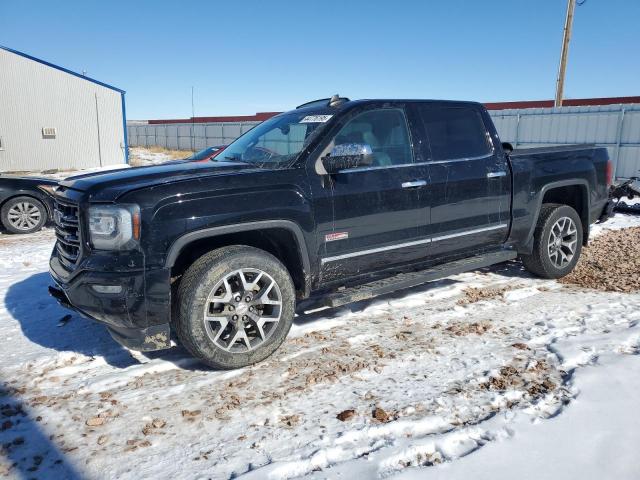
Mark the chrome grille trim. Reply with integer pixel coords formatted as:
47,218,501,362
53,199,81,267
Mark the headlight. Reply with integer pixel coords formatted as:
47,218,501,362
37,184,58,195
88,204,140,250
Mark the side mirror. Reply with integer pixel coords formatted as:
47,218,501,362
501,142,514,154
322,143,374,173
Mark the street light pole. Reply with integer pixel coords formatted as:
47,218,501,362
555,0,576,107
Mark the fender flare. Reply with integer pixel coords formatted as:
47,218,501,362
524,179,590,250
164,219,311,284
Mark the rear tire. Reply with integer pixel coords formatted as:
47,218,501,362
521,203,583,279
1,196,47,234
174,245,295,369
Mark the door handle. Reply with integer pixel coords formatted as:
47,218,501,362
487,171,507,178
402,180,427,189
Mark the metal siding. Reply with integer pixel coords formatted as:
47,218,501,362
487,104,640,179
126,104,640,179
621,110,640,142
0,49,125,171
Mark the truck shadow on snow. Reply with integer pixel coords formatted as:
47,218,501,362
0,385,83,479
4,272,137,369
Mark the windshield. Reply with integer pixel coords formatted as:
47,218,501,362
186,146,219,160
217,111,333,167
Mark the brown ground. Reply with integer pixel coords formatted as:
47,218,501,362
457,286,514,305
129,147,195,166
560,227,640,293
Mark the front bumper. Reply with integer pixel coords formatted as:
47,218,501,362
49,255,172,351
49,282,171,351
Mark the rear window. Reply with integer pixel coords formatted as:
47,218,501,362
416,105,492,160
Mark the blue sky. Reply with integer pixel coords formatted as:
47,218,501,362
2,0,638,119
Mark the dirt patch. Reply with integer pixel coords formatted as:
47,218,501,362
445,320,492,336
372,407,392,423
457,286,513,305
560,227,640,293
479,360,558,401
279,414,301,427
337,409,356,421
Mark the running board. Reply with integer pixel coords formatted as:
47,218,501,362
321,250,518,308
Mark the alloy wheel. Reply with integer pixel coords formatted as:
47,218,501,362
547,216,578,268
202,268,283,352
7,201,42,231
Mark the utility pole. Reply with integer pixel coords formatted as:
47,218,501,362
554,0,577,107
191,86,195,152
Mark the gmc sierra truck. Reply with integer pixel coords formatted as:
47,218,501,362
49,96,613,369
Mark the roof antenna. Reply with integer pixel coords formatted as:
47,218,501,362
329,94,342,107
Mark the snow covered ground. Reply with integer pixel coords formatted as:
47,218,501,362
1,214,639,479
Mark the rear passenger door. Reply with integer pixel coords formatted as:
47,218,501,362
411,103,510,258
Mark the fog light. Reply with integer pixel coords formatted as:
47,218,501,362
91,285,123,294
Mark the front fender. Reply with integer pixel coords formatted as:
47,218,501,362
164,219,311,276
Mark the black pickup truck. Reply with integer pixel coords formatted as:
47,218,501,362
49,97,613,368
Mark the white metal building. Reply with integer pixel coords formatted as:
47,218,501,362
0,45,128,172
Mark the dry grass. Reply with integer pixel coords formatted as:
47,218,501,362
128,147,195,167
145,146,194,157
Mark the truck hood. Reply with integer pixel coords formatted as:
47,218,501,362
0,174,58,185
59,160,256,202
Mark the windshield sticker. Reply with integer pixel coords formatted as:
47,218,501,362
300,115,333,123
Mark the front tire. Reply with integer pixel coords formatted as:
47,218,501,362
174,246,295,369
1,196,48,234
521,203,583,279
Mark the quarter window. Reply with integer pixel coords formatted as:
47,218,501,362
417,106,492,160
332,109,412,167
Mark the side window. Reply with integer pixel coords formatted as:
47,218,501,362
332,109,412,167
417,106,492,161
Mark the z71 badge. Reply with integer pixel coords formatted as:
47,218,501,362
325,232,349,242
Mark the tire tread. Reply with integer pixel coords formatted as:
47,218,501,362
173,245,295,369
521,203,583,279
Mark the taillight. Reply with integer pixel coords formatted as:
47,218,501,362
606,159,614,186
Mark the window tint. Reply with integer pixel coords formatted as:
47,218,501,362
332,109,412,167
417,106,491,160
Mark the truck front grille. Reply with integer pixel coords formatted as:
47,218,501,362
54,200,81,268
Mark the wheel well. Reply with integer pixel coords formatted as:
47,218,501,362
541,185,589,244
170,228,307,297
0,194,51,219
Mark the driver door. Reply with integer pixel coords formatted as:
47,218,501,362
309,105,430,284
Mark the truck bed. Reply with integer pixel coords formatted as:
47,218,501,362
511,144,598,157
